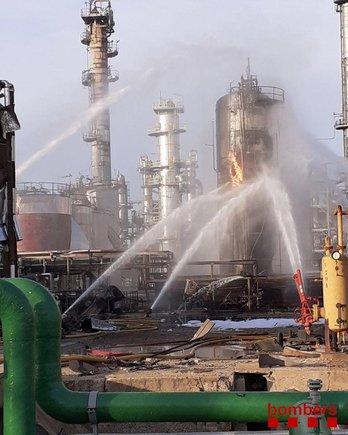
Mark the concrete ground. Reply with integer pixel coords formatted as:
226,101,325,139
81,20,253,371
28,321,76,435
33,320,348,434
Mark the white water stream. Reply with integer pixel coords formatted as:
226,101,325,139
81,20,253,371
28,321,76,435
151,178,263,309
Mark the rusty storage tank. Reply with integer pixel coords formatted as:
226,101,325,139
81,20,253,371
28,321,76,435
216,71,284,274
16,182,72,252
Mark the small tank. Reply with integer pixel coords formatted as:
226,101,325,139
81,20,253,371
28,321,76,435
321,207,348,333
16,183,72,252
322,254,348,332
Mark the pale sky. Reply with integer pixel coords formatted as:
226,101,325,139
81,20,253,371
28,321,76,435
1,0,343,198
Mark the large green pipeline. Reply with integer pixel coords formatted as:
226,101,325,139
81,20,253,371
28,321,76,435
0,280,35,435
7,278,348,425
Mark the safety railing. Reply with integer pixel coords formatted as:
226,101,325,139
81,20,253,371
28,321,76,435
17,182,70,196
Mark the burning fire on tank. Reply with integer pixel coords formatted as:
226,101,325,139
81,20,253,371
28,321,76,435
229,152,243,186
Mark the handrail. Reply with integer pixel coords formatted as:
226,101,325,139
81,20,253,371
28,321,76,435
17,181,70,196
229,85,284,102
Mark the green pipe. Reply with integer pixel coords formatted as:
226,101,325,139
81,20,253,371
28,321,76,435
7,278,348,424
0,280,35,435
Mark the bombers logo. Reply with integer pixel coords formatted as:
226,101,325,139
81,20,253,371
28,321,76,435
267,403,338,429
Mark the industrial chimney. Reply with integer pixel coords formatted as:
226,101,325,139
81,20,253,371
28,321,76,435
81,0,119,185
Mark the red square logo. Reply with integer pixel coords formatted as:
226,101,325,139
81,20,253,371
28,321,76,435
268,418,279,428
327,417,338,428
288,417,298,428
307,417,318,428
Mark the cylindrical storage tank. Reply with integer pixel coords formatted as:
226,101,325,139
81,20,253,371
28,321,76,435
215,77,284,275
215,91,274,186
72,202,92,247
16,187,72,252
86,186,121,249
322,254,348,332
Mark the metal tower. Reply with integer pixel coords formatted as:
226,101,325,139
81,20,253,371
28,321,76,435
148,99,186,223
81,0,119,185
335,0,348,158
139,98,201,252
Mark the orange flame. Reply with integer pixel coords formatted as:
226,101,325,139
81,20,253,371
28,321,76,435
229,152,243,186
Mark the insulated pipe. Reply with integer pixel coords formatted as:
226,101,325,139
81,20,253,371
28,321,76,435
7,277,348,425
0,280,35,435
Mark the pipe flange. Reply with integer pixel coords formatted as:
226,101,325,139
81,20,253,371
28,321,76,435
308,379,322,406
308,379,322,391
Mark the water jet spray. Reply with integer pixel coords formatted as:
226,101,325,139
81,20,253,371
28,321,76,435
63,184,234,316
151,178,264,310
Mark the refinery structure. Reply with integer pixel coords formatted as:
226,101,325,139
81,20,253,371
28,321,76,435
4,0,347,314
17,1,124,254
216,69,284,275
3,1,348,434
14,2,129,309
139,98,201,252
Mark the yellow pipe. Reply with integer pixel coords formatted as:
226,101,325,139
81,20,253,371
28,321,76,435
324,235,333,256
60,354,113,364
335,205,346,255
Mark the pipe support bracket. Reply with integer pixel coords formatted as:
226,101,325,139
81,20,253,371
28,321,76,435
88,391,99,435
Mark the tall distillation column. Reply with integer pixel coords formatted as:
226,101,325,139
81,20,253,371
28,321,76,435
81,0,119,185
139,99,201,253
335,0,348,158
78,1,122,250
149,99,186,251
149,100,186,223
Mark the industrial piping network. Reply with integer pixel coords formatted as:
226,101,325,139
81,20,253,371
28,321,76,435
2,279,348,434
